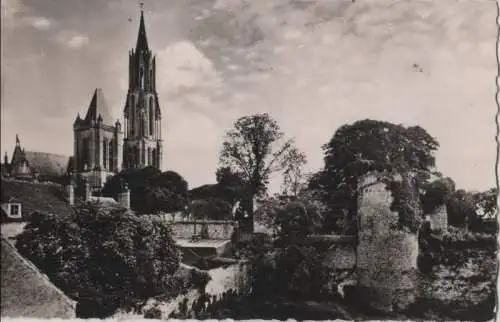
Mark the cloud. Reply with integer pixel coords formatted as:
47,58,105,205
0,0,495,193
55,31,90,49
1,0,23,20
157,41,221,91
28,16,52,30
1,0,52,30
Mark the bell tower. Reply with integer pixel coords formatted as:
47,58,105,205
123,6,163,170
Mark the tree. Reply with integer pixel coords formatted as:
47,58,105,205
219,113,302,232
189,198,233,220
216,166,245,205
421,177,456,214
314,119,439,233
255,192,326,241
16,202,181,317
281,148,307,197
472,188,497,219
447,189,476,228
102,168,189,214
145,171,189,213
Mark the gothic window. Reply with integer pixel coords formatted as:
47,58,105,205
109,140,114,171
152,148,157,168
140,67,144,89
139,113,143,137
149,70,153,90
103,139,108,170
129,96,135,136
82,138,89,171
149,97,154,136
135,146,140,166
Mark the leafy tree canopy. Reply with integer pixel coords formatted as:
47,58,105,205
472,188,498,219
219,113,304,232
102,167,189,214
421,177,456,214
15,202,181,317
310,119,439,232
255,192,326,241
189,198,233,221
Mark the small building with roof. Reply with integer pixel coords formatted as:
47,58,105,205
1,135,71,184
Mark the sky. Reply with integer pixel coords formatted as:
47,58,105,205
0,0,497,193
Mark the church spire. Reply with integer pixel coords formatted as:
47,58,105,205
136,4,149,51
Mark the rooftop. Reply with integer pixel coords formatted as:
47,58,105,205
1,179,72,218
1,237,76,318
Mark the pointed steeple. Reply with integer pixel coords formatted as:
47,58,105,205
15,134,20,146
136,6,149,51
84,88,113,126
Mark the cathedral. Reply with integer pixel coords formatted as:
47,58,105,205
74,8,163,189
2,9,164,191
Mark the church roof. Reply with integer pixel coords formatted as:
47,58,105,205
1,179,72,218
1,237,76,318
83,88,114,126
136,9,149,51
24,151,70,178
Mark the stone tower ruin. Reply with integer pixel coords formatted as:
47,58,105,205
356,171,420,312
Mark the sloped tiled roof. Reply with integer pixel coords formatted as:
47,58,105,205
83,88,114,126
24,151,69,178
1,179,72,218
1,237,76,318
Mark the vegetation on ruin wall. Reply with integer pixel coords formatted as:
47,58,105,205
310,119,439,233
383,175,422,234
14,202,203,318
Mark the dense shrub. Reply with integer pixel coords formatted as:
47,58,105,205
189,198,233,220
16,202,182,317
102,167,189,214
144,305,163,319
190,269,212,292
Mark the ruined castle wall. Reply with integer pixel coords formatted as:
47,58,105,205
323,243,356,271
356,172,419,312
428,204,448,233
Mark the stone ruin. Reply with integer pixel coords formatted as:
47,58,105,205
356,171,420,312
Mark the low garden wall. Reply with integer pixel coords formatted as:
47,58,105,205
170,220,237,240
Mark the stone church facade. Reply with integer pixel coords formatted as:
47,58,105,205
72,9,163,189
2,9,164,191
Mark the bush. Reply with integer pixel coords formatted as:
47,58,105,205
190,269,212,292
190,198,233,220
144,305,163,319
16,202,181,316
102,167,189,214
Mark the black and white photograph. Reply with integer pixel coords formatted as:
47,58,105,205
1,0,498,320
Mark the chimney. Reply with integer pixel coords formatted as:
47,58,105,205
117,182,130,209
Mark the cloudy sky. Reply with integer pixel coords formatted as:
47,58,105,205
1,0,497,192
